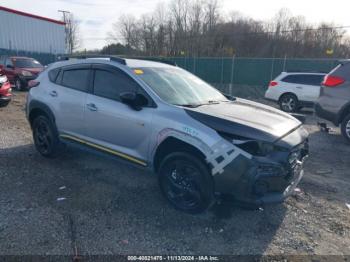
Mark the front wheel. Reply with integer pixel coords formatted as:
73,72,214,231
341,113,350,143
158,152,214,214
32,115,61,157
279,94,298,113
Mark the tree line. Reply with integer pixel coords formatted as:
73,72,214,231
103,0,350,58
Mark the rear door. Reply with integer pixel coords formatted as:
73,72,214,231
281,74,323,102
84,64,154,164
48,64,92,137
298,74,324,102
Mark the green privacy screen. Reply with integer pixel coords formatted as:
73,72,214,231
168,57,339,87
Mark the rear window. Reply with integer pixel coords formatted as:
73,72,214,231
282,74,325,86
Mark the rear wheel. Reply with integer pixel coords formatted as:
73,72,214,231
341,113,350,143
279,94,298,113
158,152,214,214
32,115,61,157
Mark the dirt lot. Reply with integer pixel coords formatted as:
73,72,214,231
0,92,350,257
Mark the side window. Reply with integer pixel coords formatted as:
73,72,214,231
93,69,139,101
48,68,61,83
305,75,324,86
5,58,13,67
61,69,90,92
282,75,299,84
282,74,324,86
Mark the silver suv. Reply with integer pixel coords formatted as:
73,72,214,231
26,56,309,213
316,60,350,142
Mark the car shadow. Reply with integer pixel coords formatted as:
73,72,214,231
0,143,288,255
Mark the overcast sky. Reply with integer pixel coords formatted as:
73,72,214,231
1,0,349,50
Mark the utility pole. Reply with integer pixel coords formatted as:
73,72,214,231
58,10,70,54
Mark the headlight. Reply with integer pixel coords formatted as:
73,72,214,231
233,140,286,156
0,75,7,84
21,71,33,77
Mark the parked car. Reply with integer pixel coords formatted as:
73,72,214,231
0,69,11,107
26,56,309,213
265,71,326,112
0,56,44,91
316,60,350,142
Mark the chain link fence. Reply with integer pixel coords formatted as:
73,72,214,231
167,57,339,98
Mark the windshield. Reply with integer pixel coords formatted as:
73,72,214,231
134,67,228,106
13,58,43,68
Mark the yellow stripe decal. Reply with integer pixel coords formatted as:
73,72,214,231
60,134,147,166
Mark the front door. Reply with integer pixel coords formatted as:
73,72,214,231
85,65,154,165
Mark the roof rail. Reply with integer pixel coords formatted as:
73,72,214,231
58,55,127,65
338,59,350,65
123,56,177,66
284,70,328,74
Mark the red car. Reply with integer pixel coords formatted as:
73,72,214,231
0,56,44,91
0,69,11,107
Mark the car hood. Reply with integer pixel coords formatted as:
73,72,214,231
185,98,302,143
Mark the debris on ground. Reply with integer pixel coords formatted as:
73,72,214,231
346,203,350,210
318,122,332,133
56,197,66,202
59,186,66,190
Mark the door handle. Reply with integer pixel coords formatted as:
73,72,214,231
49,91,58,97
86,103,98,112
296,86,302,89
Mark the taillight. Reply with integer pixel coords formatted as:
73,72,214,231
322,75,345,87
269,81,278,87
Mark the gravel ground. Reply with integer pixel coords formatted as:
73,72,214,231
0,91,349,257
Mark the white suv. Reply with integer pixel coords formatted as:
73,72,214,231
265,72,326,112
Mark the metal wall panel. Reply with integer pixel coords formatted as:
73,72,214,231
0,9,65,54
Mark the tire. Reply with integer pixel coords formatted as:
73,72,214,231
0,101,10,108
158,152,214,214
32,115,61,158
341,113,350,143
279,94,299,113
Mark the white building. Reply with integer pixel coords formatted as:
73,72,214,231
0,6,65,54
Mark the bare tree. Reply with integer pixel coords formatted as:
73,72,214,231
64,13,81,54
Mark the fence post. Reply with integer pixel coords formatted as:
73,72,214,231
270,57,275,81
193,56,197,75
221,57,224,86
230,55,236,96
283,55,287,72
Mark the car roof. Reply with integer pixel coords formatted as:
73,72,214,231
50,57,176,69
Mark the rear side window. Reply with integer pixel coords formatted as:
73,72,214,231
62,69,90,92
282,74,324,86
48,68,61,83
93,69,139,101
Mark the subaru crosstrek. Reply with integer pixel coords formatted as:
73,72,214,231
26,57,309,213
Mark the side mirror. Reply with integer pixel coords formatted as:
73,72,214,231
120,92,148,111
6,64,14,69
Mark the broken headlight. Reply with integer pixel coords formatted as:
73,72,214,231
234,141,277,156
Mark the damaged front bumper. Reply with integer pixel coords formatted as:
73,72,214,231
213,139,309,205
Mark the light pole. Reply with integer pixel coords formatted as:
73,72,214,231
58,10,70,54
